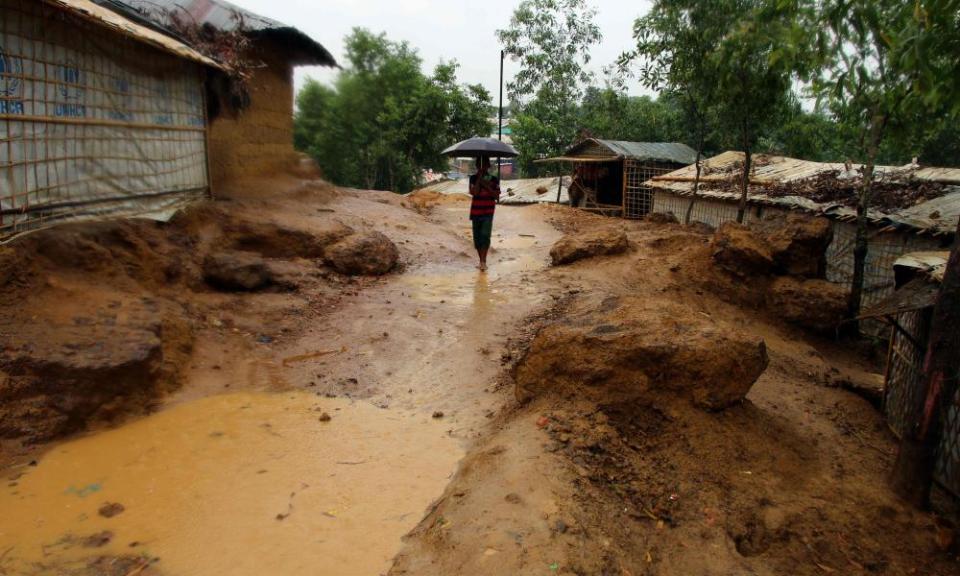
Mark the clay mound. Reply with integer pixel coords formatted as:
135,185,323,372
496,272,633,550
225,219,353,260
767,276,848,333
203,251,275,291
406,189,467,215
514,295,769,410
325,231,399,276
711,222,775,277
646,211,679,225
0,289,192,442
755,213,832,277
550,229,630,266
11,219,185,290
687,220,715,234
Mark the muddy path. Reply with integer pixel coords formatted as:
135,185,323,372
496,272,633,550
2,186,955,576
0,195,564,576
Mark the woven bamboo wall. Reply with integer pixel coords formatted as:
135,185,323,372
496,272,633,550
0,0,208,234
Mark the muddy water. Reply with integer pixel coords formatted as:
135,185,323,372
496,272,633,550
0,392,462,575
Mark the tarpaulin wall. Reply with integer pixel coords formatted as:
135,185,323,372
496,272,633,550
0,0,209,235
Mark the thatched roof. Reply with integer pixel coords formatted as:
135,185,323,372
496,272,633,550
648,151,960,236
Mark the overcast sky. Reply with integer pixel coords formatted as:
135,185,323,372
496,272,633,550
229,0,655,103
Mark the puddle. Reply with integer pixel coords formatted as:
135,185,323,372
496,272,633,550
400,236,544,307
0,392,462,575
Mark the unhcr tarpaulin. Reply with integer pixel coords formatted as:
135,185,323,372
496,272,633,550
0,0,213,235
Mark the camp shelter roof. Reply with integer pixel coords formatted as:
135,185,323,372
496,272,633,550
894,251,950,283
47,0,223,68
859,251,949,319
539,139,697,165
648,151,960,236
106,0,337,66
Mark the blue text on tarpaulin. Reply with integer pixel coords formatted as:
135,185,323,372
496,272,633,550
0,100,24,114
55,104,86,117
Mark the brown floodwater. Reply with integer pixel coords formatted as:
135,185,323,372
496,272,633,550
0,392,462,575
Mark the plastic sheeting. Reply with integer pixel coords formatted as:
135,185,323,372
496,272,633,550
0,0,209,235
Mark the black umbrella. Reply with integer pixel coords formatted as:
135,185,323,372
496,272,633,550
441,137,519,158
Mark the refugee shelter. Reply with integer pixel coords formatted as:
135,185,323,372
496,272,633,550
858,252,960,499
118,0,337,187
647,151,960,316
0,0,222,235
0,0,335,236
538,139,697,218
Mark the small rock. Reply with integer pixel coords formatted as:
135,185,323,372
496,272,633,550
318,412,332,422
504,493,523,504
432,411,444,419
98,502,125,518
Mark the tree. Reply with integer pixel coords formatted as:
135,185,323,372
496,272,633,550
884,0,960,507
497,0,602,175
294,29,491,193
619,0,722,223
810,0,939,325
712,0,809,224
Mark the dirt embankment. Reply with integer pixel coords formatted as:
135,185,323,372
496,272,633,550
0,179,403,448
391,206,957,576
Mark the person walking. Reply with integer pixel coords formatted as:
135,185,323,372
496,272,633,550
468,157,500,271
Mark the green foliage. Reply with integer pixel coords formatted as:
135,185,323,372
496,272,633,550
619,0,724,163
578,88,685,143
496,0,601,103
497,0,602,175
294,28,492,193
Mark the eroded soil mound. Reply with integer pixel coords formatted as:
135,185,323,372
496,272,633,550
325,231,400,276
712,222,776,276
514,294,768,410
755,213,833,277
0,181,404,445
712,214,833,279
768,276,848,333
549,228,630,266
0,287,191,442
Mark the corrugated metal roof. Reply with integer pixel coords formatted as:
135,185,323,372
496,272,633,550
597,140,698,164
112,0,336,66
561,139,697,164
648,151,960,235
46,0,222,68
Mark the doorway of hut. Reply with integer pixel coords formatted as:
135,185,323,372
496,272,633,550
572,161,624,217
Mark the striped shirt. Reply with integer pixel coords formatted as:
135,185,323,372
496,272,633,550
469,173,500,219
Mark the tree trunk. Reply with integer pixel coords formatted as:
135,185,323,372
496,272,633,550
685,140,703,225
846,118,884,330
890,216,960,507
736,146,752,224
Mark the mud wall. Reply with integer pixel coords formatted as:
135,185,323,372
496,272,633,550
208,40,297,188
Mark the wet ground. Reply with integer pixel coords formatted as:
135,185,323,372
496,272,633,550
0,202,562,576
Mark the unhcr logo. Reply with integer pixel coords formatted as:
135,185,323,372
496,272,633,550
56,59,86,117
0,43,24,114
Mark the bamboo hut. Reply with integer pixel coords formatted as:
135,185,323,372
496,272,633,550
538,139,697,218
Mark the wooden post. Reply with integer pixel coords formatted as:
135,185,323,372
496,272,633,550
556,163,563,203
890,215,960,507
621,160,628,218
